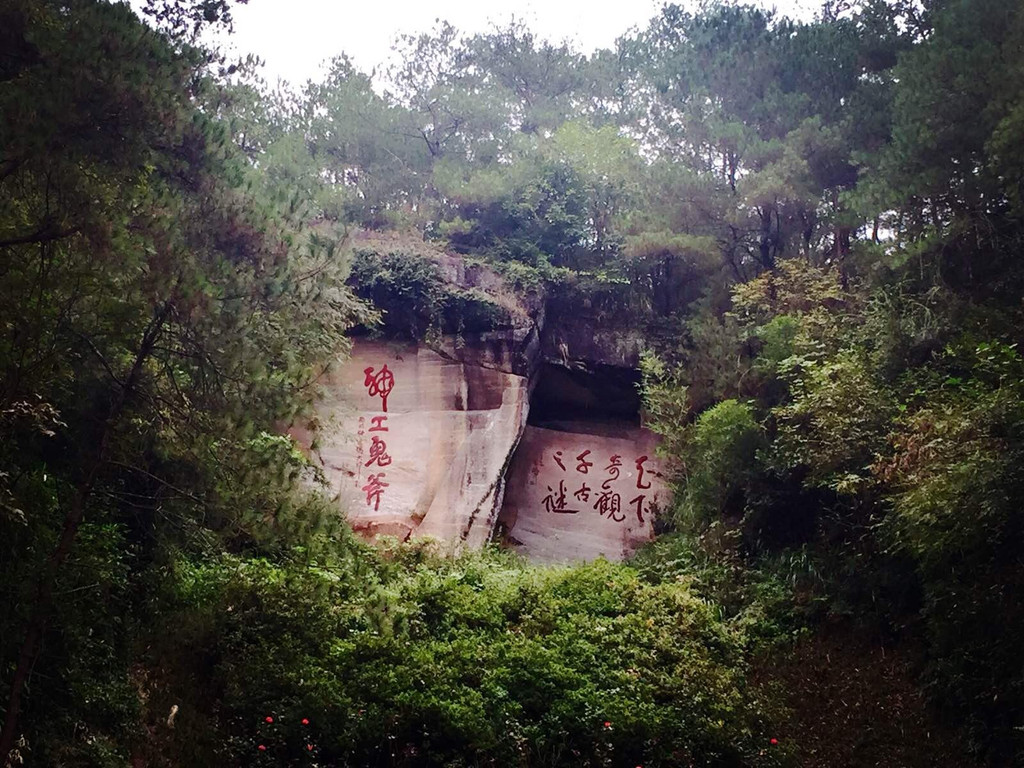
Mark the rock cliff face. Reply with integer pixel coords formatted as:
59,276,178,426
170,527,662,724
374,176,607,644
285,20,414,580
293,243,672,561
289,340,529,547
497,424,668,563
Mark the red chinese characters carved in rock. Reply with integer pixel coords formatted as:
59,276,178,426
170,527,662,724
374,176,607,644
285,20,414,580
364,435,392,467
601,454,622,490
593,488,625,522
575,450,593,474
542,479,578,514
362,473,389,512
629,494,646,523
358,364,397,510
537,446,658,525
363,365,395,412
635,455,651,489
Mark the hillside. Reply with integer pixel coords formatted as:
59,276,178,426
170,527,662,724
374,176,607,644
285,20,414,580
2,0,1023,765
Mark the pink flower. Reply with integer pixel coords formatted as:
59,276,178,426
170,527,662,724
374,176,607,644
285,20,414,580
307,744,313,751
302,718,309,725
258,745,266,751
770,738,778,745
265,716,273,724
603,721,612,729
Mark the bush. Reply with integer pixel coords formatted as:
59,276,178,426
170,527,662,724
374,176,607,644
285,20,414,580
348,248,512,340
147,547,790,767
680,401,764,530
878,380,1024,761
769,348,896,495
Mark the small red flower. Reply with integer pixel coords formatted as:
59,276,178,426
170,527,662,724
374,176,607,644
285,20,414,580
603,721,612,729
258,745,266,751
770,738,778,745
302,718,309,725
265,716,274,724
307,744,313,751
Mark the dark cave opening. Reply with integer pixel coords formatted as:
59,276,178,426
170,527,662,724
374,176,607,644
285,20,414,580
527,362,642,434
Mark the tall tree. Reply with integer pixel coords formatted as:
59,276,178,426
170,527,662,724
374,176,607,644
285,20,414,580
0,0,364,758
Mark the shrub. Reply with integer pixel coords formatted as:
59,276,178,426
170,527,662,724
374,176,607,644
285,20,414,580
148,547,790,767
676,401,763,531
878,380,1024,761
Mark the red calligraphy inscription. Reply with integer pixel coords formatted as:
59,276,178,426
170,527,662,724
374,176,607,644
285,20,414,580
601,455,622,490
362,473,389,511
635,455,651,489
542,479,578,514
358,363,396,509
363,365,395,412
630,494,646,523
576,450,593,474
552,450,566,472
364,435,392,467
532,445,659,527
593,489,624,522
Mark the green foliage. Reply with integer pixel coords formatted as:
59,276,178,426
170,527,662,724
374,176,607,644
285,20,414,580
5,0,1024,764
640,350,692,470
730,261,847,326
148,546,787,768
488,258,573,294
632,533,812,647
643,228,1024,764
770,349,896,494
752,316,800,377
435,145,596,268
347,246,513,341
0,0,364,760
876,365,1024,760
678,401,763,530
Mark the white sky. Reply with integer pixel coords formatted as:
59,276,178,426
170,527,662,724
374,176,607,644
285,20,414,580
208,0,819,88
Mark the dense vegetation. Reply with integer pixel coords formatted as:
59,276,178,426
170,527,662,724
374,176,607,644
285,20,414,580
2,0,1023,765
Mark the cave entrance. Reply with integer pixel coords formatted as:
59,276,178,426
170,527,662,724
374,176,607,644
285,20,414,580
527,362,641,435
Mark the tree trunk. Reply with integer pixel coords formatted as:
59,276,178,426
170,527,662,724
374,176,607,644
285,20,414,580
759,207,775,270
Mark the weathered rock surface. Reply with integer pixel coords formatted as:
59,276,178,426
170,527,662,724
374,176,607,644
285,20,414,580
290,340,528,548
496,424,668,563
292,238,673,561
